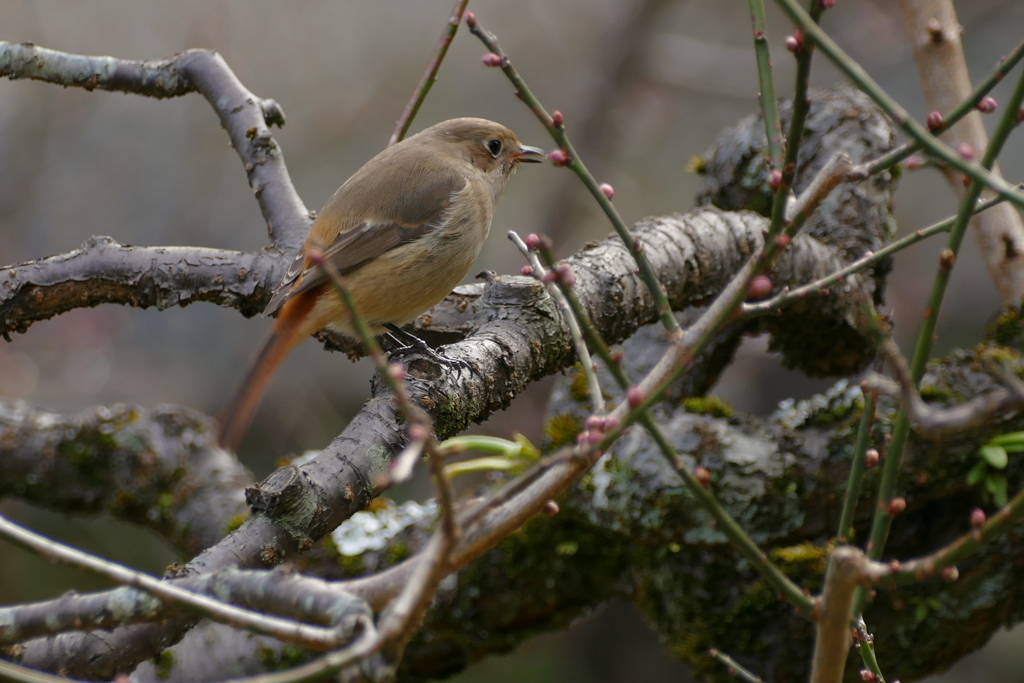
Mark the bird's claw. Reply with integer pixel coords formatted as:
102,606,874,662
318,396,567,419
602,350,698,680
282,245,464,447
383,324,470,370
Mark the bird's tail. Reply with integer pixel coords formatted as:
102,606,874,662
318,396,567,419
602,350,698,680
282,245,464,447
217,292,315,451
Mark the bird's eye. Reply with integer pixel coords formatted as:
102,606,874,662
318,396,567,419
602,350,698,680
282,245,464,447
486,139,503,157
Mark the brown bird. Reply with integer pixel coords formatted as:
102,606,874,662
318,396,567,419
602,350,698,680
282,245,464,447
217,117,544,450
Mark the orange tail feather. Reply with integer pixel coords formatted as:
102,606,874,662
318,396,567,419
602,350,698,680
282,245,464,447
217,292,317,451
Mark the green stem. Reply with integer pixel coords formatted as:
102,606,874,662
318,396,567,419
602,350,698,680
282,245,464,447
744,190,1012,316
530,247,814,616
837,389,877,542
774,0,1024,209
861,39,1024,176
856,53,1024,612
467,15,681,336
766,0,823,238
388,0,470,146
747,0,783,169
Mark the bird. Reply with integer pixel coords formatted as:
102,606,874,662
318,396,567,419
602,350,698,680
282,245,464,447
217,117,544,451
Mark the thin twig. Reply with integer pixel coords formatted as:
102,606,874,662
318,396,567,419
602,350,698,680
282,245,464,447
836,383,878,542
743,189,1015,316
856,38,1024,178
709,648,764,682
467,13,682,337
774,0,1024,209
0,514,347,650
810,546,866,683
388,0,471,146
859,55,1024,591
509,231,605,415
747,0,783,169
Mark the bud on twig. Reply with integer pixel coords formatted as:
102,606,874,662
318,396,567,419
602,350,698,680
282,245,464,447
695,466,711,489
888,497,906,516
939,248,956,271
549,148,570,167
977,97,997,114
556,264,576,287
626,386,644,408
747,275,773,301
388,363,406,381
865,448,879,469
785,30,804,53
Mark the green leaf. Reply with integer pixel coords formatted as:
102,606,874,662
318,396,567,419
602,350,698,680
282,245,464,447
992,475,1009,507
988,431,1024,450
914,602,929,623
967,461,988,485
980,444,1009,469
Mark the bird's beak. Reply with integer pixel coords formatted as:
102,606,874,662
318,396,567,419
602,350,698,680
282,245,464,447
512,144,546,163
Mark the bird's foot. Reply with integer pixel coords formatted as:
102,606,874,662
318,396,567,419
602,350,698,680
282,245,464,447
383,324,471,370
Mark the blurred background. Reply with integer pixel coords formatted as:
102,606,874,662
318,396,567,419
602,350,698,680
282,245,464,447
1,1,1023,680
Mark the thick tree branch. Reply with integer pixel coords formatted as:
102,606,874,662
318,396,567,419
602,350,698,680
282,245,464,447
0,401,250,555
8,204,883,677
898,0,1024,305
0,42,311,287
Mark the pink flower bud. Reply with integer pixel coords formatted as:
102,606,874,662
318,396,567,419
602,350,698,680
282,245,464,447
785,31,804,53
626,386,644,408
865,448,879,469
552,110,564,128
888,497,907,516
599,183,615,199
520,265,534,277
525,233,541,250
939,248,956,271
695,466,711,488
482,53,502,67
926,111,943,132
904,155,925,171
549,148,570,167
747,275,773,301
977,97,997,114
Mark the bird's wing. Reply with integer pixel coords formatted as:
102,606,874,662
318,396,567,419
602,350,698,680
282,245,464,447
263,171,466,317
